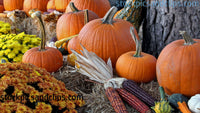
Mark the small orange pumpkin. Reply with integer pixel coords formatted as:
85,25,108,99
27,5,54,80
116,27,157,83
47,0,56,10
56,2,99,40
65,0,111,18
55,0,71,12
4,0,24,11
23,0,49,15
22,10,63,73
69,7,136,67
67,36,80,53
156,31,200,97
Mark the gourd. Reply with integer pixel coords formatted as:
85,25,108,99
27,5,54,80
22,10,63,73
151,87,173,113
69,6,136,67
65,0,111,18
116,27,156,83
156,31,200,96
114,0,143,31
56,2,99,40
188,94,200,113
168,94,191,113
3,0,24,11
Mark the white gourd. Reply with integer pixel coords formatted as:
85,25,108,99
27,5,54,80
188,94,200,113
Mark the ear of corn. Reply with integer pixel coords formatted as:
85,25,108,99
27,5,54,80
122,80,157,107
105,87,128,113
116,88,151,113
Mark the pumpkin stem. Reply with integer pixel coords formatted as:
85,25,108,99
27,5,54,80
130,27,141,57
29,10,46,51
177,102,192,113
102,6,118,24
159,86,166,101
69,2,79,12
84,9,89,25
179,31,196,45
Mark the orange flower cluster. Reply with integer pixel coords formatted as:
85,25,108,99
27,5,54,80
0,62,85,113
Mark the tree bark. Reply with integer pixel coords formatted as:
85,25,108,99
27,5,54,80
143,0,200,57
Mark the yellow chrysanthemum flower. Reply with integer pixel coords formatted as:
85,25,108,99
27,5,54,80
0,51,4,57
21,47,29,53
12,48,19,54
8,53,15,59
4,49,11,55
2,44,7,49
13,56,22,62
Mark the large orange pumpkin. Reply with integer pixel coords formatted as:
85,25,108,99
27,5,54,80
69,7,136,67
116,27,157,83
65,0,111,18
4,0,24,11
56,2,99,40
156,31,200,96
47,0,56,10
22,10,63,73
55,0,71,12
23,0,49,15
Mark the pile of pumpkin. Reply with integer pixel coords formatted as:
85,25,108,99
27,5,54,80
0,0,200,113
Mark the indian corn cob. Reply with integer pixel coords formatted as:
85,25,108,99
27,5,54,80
106,87,128,113
122,80,157,107
116,88,151,113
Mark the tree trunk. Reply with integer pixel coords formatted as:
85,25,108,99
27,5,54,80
143,0,200,57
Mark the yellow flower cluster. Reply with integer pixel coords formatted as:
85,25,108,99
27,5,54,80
0,32,41,62
0,21,11,35
0,62,85,113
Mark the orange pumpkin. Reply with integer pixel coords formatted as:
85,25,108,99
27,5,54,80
65,0,111,18
22,10,63,73
23,0,49,15
67,36,80,53
47,0,56,10
0,5,4,13
55,0,71,12
56,2,99,40
69,7,136,67
156,31,200,96
0,0,4,13
116,27,157,83
0,0,2,5
4,0,24,11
